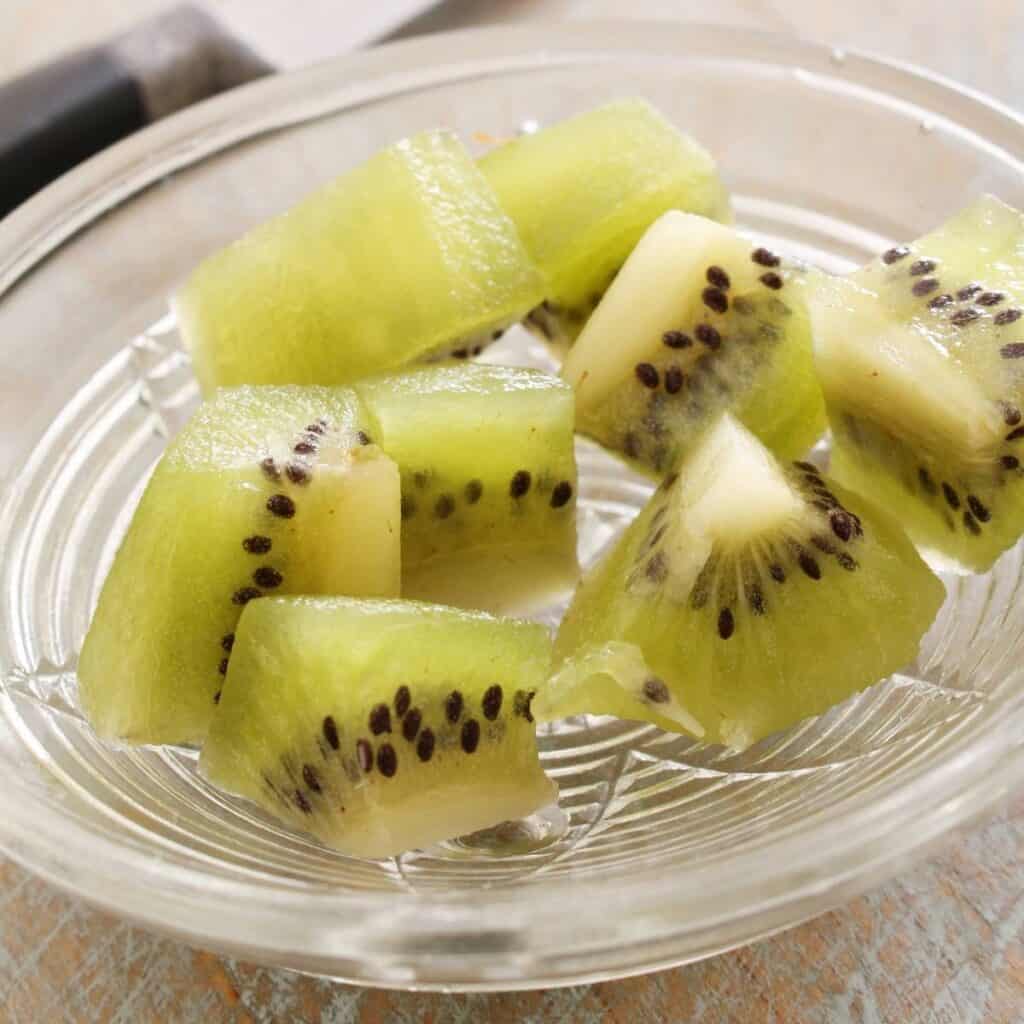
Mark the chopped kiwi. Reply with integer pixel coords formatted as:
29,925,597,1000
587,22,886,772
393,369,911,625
536,416,944,749
810,195,1024,571
355,364,579,613
561,211,826,476
78,388,401,745
480,98,731,351
201,596,556,858
175,131,544,394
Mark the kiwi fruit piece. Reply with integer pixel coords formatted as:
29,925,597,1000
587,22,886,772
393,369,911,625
78,387,401,745
201,596,557,858
561,211,826,476
175,131,545,394
536,415,945,749
810,195,1024,571
355,363,579,612
480,98,731,351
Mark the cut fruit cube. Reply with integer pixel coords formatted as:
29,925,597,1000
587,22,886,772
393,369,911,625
201,596,557,858
78,388,401,745
480,98,731,349
809,194,1024,571
175,131,545,394
561,211,825,476
537,415,945,749
355,364,578,612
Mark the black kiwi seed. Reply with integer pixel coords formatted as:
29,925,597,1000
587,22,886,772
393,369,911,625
465,479,484,504
242,535,272,554
642,677,670,703
377,744,398,777
797,551,822,580
967,495,991,522
1002,403,1022,426
769,563,786,583
942,483,961,509
663,330,692,349
635,362,660,388
836,552,858,571
260,457,281,481
978,291,1005,307
882,246,910,264
461,719,481,754
356,430,372,446
830,511,854,542
369,704,391,735
550,481,573,508
513,689,535,723
294,790,312,814
695,324,722,349
482,684,503,720
401,495,417,519
963,510,981,535
267,494,296,518
435,494,456,519
747,584,765,615
305,422,325,435
452,348,469,360
253,566,282,588
794,460,819,475
212,690,222,705
323,716,340,750
356,739,373,773
759,271,784,290
293,440,317,455
918,467,937,495
951,308,981,328
413,470,431,489
446,691,464,723
912,277,940,297
645,551,668,583
285,462,310,485
664,366,684,394
717,608,735,639
302,764,322,793
492,329,505,341
663,471,680,491
702,287,729,314
232,586,262,605
956,283,982,301
752,247,780,267
510,470,532,498
996,310,1023,327
909,259,936,276
416,729,435,762
221,633,235,652
1007,426,1024,441
394,686,411,718
929,294,953,310
1001,455,1020,470
218,658,229,675
402,708,422,742
811,535,836,555
706,265,731,289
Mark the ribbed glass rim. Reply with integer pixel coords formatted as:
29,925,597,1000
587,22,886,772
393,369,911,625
1,20,1024,990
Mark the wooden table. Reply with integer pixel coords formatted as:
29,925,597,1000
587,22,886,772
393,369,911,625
2,2,1023,1020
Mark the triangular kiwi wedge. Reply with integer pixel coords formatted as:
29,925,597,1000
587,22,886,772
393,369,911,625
537,415,945,749
810,195,1024,571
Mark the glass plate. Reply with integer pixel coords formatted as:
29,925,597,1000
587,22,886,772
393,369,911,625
1,21,1024,991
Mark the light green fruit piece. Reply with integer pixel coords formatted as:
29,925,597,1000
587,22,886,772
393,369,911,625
355,364,579,613
175,131,545,394
539,415,944,749
78,388,401,746
561,211,825,477
480,98,731,350
201,596,557,858
810,194,1024,572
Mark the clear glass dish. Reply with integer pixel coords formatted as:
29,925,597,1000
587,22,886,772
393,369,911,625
2,21,1024,991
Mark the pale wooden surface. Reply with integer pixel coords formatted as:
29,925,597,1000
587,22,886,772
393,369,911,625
2,2,1024,1021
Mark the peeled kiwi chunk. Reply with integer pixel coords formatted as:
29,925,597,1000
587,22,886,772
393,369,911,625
201,596,557,858
811,195,1024,572
78,388,401,746
561,211,826,476
480,98,731,351
537,415,944,749
175,131,544,394
355,364,579,612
